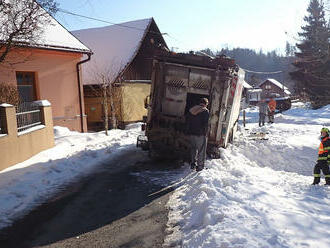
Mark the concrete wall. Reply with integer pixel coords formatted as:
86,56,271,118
0,102,54,171
0,48,87,132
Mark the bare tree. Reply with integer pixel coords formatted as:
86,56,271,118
0,0,58,64
88,61,124,135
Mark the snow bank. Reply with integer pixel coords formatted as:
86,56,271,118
125,122,144,130
0,124,142,230
164,102,330,248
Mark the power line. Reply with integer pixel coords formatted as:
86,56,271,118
179,51,283,74
185,51,284,74
58,8,214,52
284,31,302,42
56,8,197,51
57,8,168,37
241,68,283,74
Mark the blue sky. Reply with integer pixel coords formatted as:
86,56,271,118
55,0,310,53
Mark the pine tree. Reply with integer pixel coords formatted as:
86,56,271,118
285,41,296,56
285,41,291,57
290,0,330,108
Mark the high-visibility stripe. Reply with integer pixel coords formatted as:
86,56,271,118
318,139,330,154
325,175,330,178
314,174,321,177
317,157,327,160
319,143,325,154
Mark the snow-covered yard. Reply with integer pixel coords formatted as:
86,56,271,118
1,102,330,248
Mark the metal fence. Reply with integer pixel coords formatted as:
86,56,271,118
0,110,3,134
16,102,42,133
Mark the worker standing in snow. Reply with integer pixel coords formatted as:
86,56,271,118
268,97,276,123
186,98,209,172
258,99,269,127
312,127,330,185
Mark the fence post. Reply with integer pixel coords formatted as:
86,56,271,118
34,100,51,125
0,106,5,134
34,100,54,146
243,109,246,127
0,103,17,136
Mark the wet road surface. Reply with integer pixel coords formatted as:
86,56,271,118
0,149,180,248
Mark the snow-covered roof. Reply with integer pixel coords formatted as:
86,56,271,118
72,18,162,85
35,17,91,53
243,81,252,89
248,88,262,93
0,1,91,54
284,89,291,95
258,78,291,95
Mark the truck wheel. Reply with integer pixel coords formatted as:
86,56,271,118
148,144,162,160
207,145,221,159
148,149,158,160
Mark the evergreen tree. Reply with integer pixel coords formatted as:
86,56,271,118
285,41,291,57
290,0,330,108
285,41,296,56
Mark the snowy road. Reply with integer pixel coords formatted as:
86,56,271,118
1,149,184,248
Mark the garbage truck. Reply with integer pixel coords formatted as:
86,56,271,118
137,51,245,159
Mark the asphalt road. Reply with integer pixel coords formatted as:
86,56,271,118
0,149,178,248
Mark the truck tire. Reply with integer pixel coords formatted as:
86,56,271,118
148,143,163,161
207,145,221,159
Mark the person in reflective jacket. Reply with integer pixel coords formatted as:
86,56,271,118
268,97,276,123
312,127,330,185
186,98,209,172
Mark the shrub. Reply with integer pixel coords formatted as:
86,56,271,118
0,82,20,106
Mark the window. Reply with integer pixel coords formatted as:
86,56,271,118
265,85,271,90
16,72,37,102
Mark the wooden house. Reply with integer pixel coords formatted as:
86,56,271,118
73,18,168,130
258,78,291,98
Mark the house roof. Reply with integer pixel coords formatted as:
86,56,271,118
258,78,291,95
72,18,166,85
243,80,252,89
0,1,91,54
